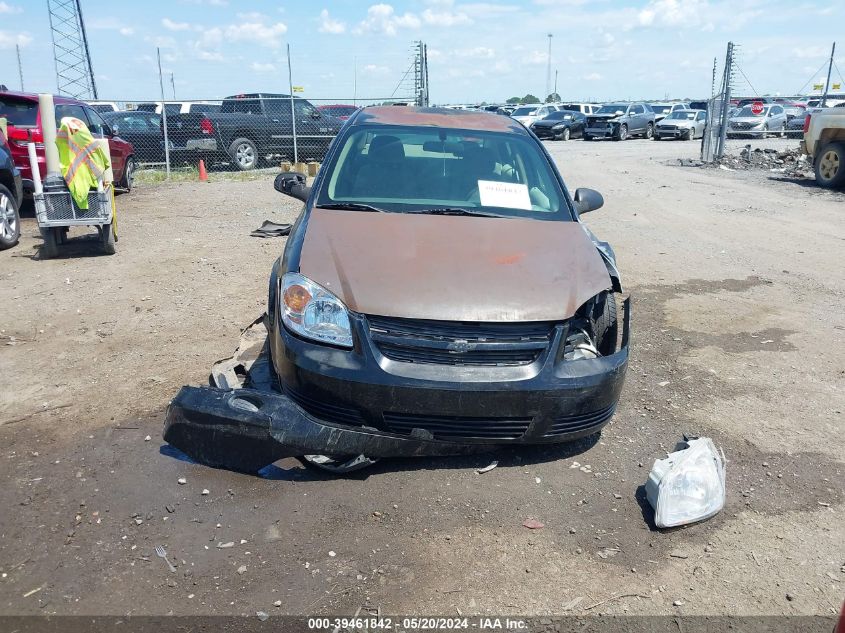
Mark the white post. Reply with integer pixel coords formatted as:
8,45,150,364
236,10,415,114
157,48,171,179
287,43,298,165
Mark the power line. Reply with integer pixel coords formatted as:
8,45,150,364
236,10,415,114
794,60,831,95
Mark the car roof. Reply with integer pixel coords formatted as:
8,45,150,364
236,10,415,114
352,106,527,133
0,89,82,105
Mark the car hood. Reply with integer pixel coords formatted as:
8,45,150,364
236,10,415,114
588,113,625,121
299,208,612,322
659,118,694,127
534,118,572,127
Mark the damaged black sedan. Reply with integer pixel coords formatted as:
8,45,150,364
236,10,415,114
163,106,630,474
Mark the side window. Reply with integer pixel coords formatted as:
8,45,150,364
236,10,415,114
232,99,261,114
631,105,644,115
696,112,706,121
55,104,87,127
84,107,108,135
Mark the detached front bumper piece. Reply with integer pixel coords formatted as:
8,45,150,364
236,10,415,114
163,386,490,473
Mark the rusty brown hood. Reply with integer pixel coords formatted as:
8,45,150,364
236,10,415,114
298,208,612,322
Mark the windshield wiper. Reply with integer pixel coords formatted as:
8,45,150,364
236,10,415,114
414,207,504,218
317,202,388,213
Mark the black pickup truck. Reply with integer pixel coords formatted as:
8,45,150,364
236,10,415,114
165,93,344,170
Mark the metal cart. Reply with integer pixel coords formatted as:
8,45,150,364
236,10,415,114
34,184,116,258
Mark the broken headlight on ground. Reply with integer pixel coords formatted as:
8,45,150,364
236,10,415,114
281,272,352,348
646,437,726,528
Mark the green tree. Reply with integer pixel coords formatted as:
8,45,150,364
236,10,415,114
545,92,561,103
522,93,540,104
506,96,521,104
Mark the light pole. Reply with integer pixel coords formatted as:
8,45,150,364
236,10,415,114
545,33,553,102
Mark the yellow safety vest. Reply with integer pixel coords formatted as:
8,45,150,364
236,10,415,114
56,117,111,209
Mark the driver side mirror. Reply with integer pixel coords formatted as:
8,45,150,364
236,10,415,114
103,124,115,137
573,188,604,215
274,172,311,202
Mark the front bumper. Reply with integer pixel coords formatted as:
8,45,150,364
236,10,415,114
532,126,559,139
163,299,631,472
655,126,689,139
585,123,617,138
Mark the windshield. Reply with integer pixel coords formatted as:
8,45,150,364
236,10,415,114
737,105,768,117
317,125,569,220
321,106,358,118
666,111,697,120
650,104,672,114
512,106,539,116
595,104,627,114
0,96,38,126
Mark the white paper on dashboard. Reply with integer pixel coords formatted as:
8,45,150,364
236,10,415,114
477,180,532,210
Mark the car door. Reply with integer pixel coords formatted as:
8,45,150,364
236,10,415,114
628,104,644,132
83,106,128,179
573,112,586,137
771,105,786,130
695,111,706,136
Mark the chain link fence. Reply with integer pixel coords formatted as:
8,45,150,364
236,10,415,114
90,97,408,176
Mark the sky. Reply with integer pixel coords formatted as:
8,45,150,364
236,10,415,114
0,0,843,105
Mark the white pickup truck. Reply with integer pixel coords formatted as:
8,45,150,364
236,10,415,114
801,108,845,188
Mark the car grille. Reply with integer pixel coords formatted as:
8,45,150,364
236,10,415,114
543,404,616,437
383,412,532,440
658,125,677,131
731,121,758,130
285,386,367,427
366,315,555,366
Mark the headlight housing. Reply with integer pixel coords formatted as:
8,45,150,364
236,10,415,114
552,122,566,129
280,272,353,348
563,329,599,361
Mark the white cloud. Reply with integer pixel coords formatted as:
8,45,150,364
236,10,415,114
584,72,603,81
0,30,30,48
355,4,420,36
251,62,276,72
527,50,548,65
180,0,228,5
362,63,390,75
0,2,22,14
119,27,135,36
318,9,346,34
421,8,472,26
162,18,192,31
224,21,287,47
454,46,495,59
237,12,266,21
791,45,829,59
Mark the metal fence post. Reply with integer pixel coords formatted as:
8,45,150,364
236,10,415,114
287,43,298,165
157,47,171,179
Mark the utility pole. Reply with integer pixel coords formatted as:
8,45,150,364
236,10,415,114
821,42,836,107
716,41,734,160
170,72,176,100
554,69,558,97
157,48,171,179
16,44,24,91
545,33,552,101
353,56,357,106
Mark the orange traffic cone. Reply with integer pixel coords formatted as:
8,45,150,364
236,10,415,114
198,160,208,182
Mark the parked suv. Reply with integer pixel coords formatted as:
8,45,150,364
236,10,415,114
0,90,136,194
0,123,22,250
585,103,655,141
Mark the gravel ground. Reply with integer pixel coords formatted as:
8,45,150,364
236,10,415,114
0,136,843,618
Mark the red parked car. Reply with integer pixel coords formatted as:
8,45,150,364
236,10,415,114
0,90,136,194
316,104,359,121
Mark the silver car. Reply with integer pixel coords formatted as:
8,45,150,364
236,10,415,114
654,109,707,140
728,104,787,138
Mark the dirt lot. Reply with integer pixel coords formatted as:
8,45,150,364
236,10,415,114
1,137,843,618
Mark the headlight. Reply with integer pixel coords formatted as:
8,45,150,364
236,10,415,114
646,438,726,528
563,329,599,361
552,122,566,129
280,272,353,348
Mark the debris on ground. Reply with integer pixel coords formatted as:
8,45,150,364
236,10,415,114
646,437,726,528
522,518,544,530
476,461,498,474
250,220,292,238
714,146,812,177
